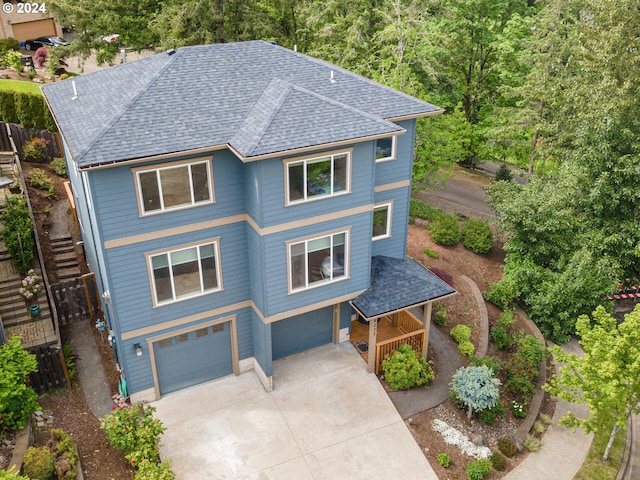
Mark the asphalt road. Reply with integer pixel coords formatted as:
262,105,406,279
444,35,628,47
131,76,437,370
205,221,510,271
414,168,496,219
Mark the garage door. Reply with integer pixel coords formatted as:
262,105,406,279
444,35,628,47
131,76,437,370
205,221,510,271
272,307,333,360
12,19,56,42
153,322,233,395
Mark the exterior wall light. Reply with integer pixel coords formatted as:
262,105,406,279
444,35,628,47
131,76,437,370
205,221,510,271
134,343,143,357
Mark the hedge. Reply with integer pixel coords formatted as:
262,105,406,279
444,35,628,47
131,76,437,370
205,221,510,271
0,90,56,131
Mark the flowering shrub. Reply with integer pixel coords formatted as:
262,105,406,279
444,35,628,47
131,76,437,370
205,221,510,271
22,137,49,162
19,269,42,300
477,399,505,426
511,400,527,418
431,419,492,459
382,344,435,390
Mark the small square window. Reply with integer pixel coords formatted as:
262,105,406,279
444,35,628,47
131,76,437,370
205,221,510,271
176,333,189,343
375,137,396,162
158,338,172,348
212,324,225,333
196,327,209,337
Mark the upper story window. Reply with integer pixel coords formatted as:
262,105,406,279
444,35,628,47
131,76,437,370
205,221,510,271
147,239,222,306
288,230,349,292
375,137,396,162
372,202,392,240
285,150,351,205
133,158,214,216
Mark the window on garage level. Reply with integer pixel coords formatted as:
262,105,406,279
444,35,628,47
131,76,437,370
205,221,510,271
287,229,349,292
147,240,222,306
133,158,213,215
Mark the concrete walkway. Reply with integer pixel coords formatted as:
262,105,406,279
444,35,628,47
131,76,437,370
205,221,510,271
153,343,439,480
503,339,593,479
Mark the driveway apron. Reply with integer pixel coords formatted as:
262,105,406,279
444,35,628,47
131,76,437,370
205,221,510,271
152,342,438,479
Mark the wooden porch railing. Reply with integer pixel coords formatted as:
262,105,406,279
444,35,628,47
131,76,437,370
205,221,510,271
375,310,425,374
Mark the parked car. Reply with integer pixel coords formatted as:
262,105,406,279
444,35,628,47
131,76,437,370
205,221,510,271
24,37,69,50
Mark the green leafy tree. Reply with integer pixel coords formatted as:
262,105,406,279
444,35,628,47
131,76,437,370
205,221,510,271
0,336,39,431
450,365,501,419
544,305,640,461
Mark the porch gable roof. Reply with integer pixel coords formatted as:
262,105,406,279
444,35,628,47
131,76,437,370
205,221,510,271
351,256,456,321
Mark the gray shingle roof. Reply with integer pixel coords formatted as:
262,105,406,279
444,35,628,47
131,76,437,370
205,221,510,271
42,41,442,168
351,256,456,320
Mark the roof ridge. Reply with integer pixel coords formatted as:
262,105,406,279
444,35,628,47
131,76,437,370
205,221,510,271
230,78,293,156
288,82,404,131
74,50,181,164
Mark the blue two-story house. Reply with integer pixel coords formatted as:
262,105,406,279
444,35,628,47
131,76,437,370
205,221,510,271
42,41,454,403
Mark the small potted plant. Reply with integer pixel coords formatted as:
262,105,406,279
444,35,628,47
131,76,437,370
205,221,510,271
19,269,42,312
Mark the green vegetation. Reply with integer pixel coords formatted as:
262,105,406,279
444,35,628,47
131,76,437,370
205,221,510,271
545,305,640,461
450,324,471,344
29,167,56,198
466,458,493,480
461,218,493,254
573,421,625,480
0,195,35,275
429,214,461,246
410,198,443,223
433,306,447,326
0,337,39,430
523,434,541,452
0,90,56,130
437,453,450,468
490,310,516,350
497,437,518,458
381,344,435,390
50,158,68,177
51,429,79,480
0,79,44,95
101,404,174,478
450,365,501,419
22,446,56,480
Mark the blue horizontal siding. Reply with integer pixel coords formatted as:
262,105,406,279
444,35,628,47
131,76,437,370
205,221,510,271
107,223,249,333
374,119,416,186
258,143,375,228
372,187,410,258
89,150,246,242
258,213,372,317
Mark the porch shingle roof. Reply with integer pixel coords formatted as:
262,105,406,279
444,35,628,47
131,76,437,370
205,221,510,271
351,256,456,321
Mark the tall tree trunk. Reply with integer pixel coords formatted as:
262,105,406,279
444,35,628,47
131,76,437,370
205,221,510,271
603,422,620,461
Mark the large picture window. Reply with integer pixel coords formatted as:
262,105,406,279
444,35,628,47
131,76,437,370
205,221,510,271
375,137,396,162
288,231,348,291
148,240,221,305
372,202,392,240
134,159,213,215
286,151,350,204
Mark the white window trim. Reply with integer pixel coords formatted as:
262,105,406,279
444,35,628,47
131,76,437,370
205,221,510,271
375,136,397,163
145,238,223,307
372,201,393,241
132,157,214,217
286,228,350,293
284,149,352,206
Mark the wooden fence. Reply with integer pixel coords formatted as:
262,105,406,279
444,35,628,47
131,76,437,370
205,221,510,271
375,310,426,374
0,122,61,161
28,344,70,394
51,273,103,325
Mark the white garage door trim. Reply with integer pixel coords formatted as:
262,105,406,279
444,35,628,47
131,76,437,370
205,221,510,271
11,19,56,42
147,315,239,400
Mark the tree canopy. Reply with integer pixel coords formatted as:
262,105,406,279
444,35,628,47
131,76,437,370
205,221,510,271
544,305,640,461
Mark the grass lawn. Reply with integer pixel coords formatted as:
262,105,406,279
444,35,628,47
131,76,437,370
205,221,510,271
0,79,43,95
574,423,626,480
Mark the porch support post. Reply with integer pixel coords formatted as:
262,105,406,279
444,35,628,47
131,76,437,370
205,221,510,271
332,303,340,344
422,303,432,361
367,316,378,373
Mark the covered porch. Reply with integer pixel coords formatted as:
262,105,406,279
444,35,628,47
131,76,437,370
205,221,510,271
350,256,456,374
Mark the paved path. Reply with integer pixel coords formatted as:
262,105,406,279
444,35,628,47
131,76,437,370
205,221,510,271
502,339,593,479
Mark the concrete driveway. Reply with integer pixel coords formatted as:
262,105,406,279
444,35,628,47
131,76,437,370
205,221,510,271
152,343,438,479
